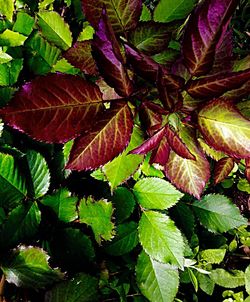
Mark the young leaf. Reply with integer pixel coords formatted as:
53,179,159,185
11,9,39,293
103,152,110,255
199,249,226,264
13,12,35,36
104,221,138,256
82,0,142,33
214,157,234,185
133,177,183,210
45,273,99,302
92,9,133,97
140,4,151,21
0,0,14,21
0,29,27,46
210,269,245,288
1,246,63,289
192,194,247,233
79,197,115,244
136,251,179,302
38,11,72,50
198,99,250,159
139,210,184,268
182,0,238,75
0,74,104,143
41,188,78,223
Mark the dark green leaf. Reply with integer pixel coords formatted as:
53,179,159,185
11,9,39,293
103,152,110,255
197,273,215,296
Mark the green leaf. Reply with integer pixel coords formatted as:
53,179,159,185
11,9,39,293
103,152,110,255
41,188,78,223
133,177,183,210
104,221,138,256
139,211,184,268
13,12,35,36
210,269,245,288
111,187,136,223
0,202,41,249
140,4,151,21
136,251,179,302
26,150,50,198
0,51,12,64
0,59,23,86
79,197,115,244
38,11,72,50
0,87,16,107
188,268,198,292
0,29,27,46
51,58,80,75
199,249,226,264
45,273,99,302
102,126,144,190
78,23,95,41
2,246,63,289
0,152,27,209
237,178,250,194
192,194,247,233
197,273,215,296
246,265,250,295
154,0,196,22
0,0,14,21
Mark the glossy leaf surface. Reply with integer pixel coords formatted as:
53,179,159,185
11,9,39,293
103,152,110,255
214,157,234,184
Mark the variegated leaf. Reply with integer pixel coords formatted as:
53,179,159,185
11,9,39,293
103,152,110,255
150,136,170,166
214,157,234,184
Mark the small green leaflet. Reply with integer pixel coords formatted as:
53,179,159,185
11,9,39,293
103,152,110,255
13,12,35,36
45,273,99,302
0,29,27,46
133,177,183,210
139,211,184,268
38,11,72,50
192,194,247,233
1,246,63,289
210,269,245,288
0,59,23,86
79,197,115,244
136,251,179,302
199,249,226,264
0,51,12,64
246,265,250,295
140,4,151,21
197,273,215,296
0,0,14,21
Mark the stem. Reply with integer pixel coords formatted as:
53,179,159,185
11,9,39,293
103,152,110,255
0,274,5,302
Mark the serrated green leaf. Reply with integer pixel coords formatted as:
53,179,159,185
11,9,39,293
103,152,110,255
197,273,215,296
41,188,77,223
237,179,250,194
51,58,80,75
0,29,27,46
192,194,247,233
0,51,12,64
136,251,179,302
139,211,184,268
78,23,95,41
133,177,183,210
198,137,225,161
13,12,35,36
199,249,226,264
104,221,138,256
0,59,23,86
210,269,245,288
79,197,115,244
38,11,72,50
140,4,151,21
2,246,63,289
45,273,99,302
246,265,250,295
0,0,14,21
0,152,27,209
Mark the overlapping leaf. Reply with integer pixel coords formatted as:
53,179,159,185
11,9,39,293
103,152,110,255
0,74,104,143
245,158,250,182
214,157,234,184
210,269,245,288
150,136,170,166
182,0,238,75
198,99,250,159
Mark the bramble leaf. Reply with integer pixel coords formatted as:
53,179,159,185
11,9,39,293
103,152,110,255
214,157,234,185
13,12,35,36
0,29,27,47
0,0,14,21
210,269,245,288
199,249,226,264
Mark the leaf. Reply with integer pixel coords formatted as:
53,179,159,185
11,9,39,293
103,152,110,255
2,246,63,289
63,41,98,75
192,194,247,233
186,69,250,99
182,0,238,76
165,127,210,199
214,157,234,185
38,11,72,50
139,210,184,268
41,188,78,223
26,150,50,198
0,0,14,21
0,202,41,249
13,12,35,36
92,9,133,97
102,126,144,190
82,0,142,33
111,187,136,223
0,59,23,86
67,102,133,171
0,29,27,46
104,221,138,256
140,4,151,21
0,51,12,64
150,136,170,166
246,158,250,183
0,73,104,143
154,0,196,22
197,137,225,161
136,251,179,302
45,273,98,302
199,249,226,264
0,153,27,209
210,269,245,288
197,273,215,296
198,99,250,159
246,265,250,295
79,196,115,244
133,177,183,210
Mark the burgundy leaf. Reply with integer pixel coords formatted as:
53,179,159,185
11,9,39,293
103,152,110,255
182,0,238,76
150,136,170,166
82,0,142,33
66,102,133,170
214,157,234,184
186,69,250,99
139,102,164,135
221,80,250,101
245,158,250,183
171,57,191,82
92,9,133,97
0,74,104,143
96,78,123,101
63,41,98,75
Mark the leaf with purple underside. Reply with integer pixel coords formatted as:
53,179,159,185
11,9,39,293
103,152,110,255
214,157,234,184
150,136,170,166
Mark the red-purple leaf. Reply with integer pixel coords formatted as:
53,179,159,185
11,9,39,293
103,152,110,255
0,74,103,143
165,127,210,199
82,0,142,33
214,157,234,184
245,158,250,183
198,99,250,159
96,78,123,101
150,136,170,166
182,0,238,76
221,80,250,102
92,10,133,97
139,102,164,135
63,41,98,75
66,102,133,171
186,69,250,99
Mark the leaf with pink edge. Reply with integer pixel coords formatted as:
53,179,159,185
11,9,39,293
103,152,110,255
214,157,234,184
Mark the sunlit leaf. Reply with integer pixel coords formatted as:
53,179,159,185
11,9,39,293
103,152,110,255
0,29,27,46
246,265,250,295
13,12,35,36
210,269,245,288
0,0,14,21
199,249,226,264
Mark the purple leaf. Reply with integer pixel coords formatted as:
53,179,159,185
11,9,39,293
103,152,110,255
214,157,234,184
150,136,170,166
